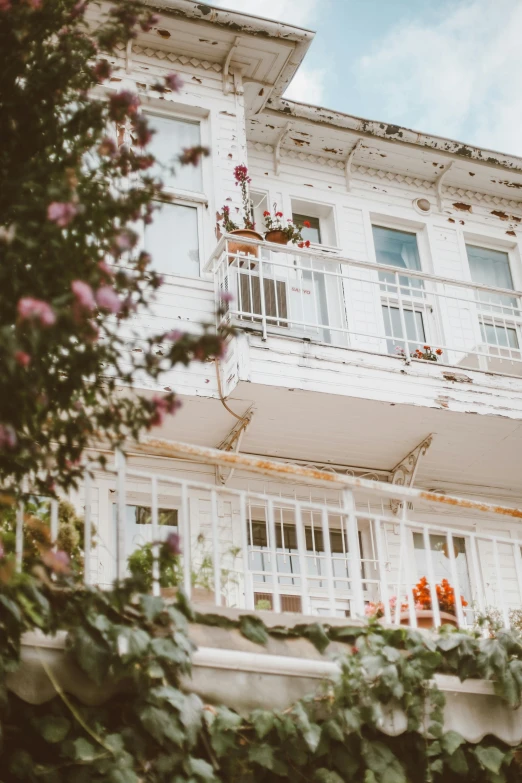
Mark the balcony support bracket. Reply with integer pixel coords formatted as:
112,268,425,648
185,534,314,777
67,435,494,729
223,36,241,95
215,406,254,485
345,138,363,192
435,161,454,212
389,434,434,515
274,122,291,176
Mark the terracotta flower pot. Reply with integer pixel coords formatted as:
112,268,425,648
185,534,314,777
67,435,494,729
265,229,288,245
227,229,262,261
400,610,459,629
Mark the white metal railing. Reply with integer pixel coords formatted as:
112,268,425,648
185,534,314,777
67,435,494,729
13,439,522,629
207,236,522,377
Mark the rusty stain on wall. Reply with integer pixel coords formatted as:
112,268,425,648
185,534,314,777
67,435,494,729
453,202,472,212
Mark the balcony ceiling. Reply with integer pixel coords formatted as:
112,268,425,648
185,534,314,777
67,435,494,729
138,383,522,504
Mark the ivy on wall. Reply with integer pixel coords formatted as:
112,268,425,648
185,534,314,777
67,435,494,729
2,572,522,783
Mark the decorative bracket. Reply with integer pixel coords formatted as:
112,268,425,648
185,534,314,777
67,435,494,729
389,434,434,515
345,138,363,192
215,407,254,485
223,36,241,95
274,122,291,176
435,161,453,212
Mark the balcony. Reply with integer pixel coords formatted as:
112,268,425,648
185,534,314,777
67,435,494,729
44,439,522,631
207,236,522,378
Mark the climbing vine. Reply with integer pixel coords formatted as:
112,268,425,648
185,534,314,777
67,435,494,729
1,562,522,783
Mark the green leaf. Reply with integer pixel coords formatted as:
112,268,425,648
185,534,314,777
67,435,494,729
140,594,164,622
72,738,96,761
441,730,465,756
188,757,216,781
108,769,139,783
315,769,344,783
303,723,321,753
249,744,276,770
239,615,268,645
251,709,276,740
140,705,184,746
69,626,110,685
474,746,506,774
447,748,469,774
343,708,361,733
151,637,186,664
39,715,71,743
303,623,330,654
324,719,344,743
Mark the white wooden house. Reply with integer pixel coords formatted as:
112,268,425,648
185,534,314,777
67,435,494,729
75,0,522,630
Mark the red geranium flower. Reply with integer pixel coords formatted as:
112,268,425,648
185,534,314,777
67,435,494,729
303,220,311,228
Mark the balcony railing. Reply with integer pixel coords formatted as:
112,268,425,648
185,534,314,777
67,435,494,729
207,236,522,377
15,439,522,631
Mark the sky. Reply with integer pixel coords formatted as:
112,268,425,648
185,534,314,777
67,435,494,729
209,0,522,157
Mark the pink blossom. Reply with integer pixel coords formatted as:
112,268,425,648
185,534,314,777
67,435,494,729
42,549,70,574
220,291,234,303
17,298,56,327
71,280,96,311
114,231,135,252
96,286,122,313
165,72,184,92
165,532,181,555
27,0,42,8
14,351,31,367
0,538,4,559
0,0,12,11
165,329,183,342
0,424,16,450
98,260,114,279
149,395,181,427
47,202,78,228
108,91,140,122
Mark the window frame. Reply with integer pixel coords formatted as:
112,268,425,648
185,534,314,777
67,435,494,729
142,196,204,281
464,240,522,359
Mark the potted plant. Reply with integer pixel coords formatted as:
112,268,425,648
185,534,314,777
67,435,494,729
262,207,311,247
219,164,263,258
395,345,443,361
403,576,468,629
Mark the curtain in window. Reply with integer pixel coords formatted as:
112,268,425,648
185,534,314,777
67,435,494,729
466,245,514,290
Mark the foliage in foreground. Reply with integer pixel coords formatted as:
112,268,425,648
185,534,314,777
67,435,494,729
0,0,223,496
1,565,522,782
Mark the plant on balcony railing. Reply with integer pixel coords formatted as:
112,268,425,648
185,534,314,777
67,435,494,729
261,206,311,247
413,576,468,615
395,345,443,361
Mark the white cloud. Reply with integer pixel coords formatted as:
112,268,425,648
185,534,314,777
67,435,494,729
355,0,522,156
284,65,327,105
209,0,318,28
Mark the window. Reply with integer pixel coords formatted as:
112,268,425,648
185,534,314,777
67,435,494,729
412,533,471,605
466,245,519,352
113,503,179,560
114,504,178,528
293,213,322,244
144,202,200,277
146,114,202,192
381,305,425,355
372,225,422,293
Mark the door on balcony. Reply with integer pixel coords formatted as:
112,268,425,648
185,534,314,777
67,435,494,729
248,518,352,612
412,532,472,608
112,503,179,562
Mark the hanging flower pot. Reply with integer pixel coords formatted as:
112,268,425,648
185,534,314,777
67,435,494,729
265,229,289,245
227,228,263,260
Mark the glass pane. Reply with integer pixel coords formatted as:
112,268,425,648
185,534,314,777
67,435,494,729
467,245,513,290
467,244,517,316
382,305,425,354
145,202,200,277
293,213,321,244
373,225,422,295
480,323,519,349
146,114,202,191
413,533,471,604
